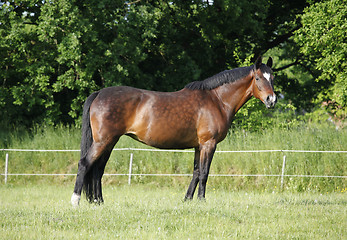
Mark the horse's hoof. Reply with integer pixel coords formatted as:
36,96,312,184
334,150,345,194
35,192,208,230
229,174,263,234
197,196,206,202
184,197,193,202
71,193,81,207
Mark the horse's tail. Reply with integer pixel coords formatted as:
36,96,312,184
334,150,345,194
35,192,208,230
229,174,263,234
80,91,99,159
80,91,99,202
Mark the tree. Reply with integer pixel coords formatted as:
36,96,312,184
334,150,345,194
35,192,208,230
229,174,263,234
294,0,347,125
0,0,311,126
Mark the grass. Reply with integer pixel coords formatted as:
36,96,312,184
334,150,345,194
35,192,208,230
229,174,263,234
0,184,346,239
0,123,346,192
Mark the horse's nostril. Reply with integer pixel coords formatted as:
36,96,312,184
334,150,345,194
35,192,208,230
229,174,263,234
266,95,270,102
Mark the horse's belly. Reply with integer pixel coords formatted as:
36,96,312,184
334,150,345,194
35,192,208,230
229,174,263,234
150,128,198,149
126,98,199,149
127,124,198,149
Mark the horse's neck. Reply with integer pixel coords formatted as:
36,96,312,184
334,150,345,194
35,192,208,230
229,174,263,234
212,74,254,120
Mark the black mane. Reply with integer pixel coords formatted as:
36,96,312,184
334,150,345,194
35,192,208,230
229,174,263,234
185,66,253,90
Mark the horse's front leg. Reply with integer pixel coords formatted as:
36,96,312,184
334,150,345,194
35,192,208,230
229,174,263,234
185,148,200,200
197,141,216,200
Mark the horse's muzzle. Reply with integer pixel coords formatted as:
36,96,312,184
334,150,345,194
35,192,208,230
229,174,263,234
264,94,277,109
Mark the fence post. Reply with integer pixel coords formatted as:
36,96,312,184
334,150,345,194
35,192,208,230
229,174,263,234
280,155,286,189
128,153,133,185
5,153,9,184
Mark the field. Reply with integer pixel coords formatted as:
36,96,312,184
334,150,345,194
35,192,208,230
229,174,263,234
0,184,346,239
0,123,346,239
1,123,346,192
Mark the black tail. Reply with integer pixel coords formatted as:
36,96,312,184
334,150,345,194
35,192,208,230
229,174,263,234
80,91,103,203
80,91,99,162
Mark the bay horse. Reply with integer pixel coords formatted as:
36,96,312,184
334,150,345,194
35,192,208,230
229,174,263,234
71,57,276,206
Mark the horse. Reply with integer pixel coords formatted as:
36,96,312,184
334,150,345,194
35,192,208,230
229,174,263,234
71,56,276,206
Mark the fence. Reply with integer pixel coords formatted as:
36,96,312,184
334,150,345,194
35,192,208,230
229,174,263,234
1,148,346,187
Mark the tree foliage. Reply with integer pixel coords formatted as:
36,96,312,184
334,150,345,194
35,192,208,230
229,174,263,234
1,0,343,128
294,0,347,123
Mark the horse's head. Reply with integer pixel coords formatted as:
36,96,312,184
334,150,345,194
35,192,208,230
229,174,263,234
252,56,277,109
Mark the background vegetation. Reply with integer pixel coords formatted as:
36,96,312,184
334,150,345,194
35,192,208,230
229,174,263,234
0,0,346,128
0,1,346,192
1,122,345,193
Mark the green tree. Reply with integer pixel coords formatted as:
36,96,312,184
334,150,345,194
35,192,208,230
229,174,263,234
0,0,311,126
294,0,346,124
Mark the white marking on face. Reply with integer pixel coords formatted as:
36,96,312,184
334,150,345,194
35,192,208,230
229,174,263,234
269,94,276,103
263,72,271,83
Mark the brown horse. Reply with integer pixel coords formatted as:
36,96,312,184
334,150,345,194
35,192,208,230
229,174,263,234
71,57,276,206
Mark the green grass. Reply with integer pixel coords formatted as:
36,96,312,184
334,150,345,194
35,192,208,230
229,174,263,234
0,123,346,192
0,184,346,239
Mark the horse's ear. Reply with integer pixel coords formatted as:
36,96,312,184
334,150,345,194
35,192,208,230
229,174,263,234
266,57,273,68
255,56,262,69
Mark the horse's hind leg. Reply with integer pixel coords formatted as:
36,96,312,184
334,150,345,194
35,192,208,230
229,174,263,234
72,155,90,206
72,141,114,206
93,149,112,204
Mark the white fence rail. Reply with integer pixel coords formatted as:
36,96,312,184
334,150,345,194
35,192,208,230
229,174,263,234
1,148,346,186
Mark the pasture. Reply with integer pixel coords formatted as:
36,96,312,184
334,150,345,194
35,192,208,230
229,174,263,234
1,123,346,192
0,184,346,239
0,124,346,239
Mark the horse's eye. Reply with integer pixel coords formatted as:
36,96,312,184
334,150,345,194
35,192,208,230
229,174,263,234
256,77,260,81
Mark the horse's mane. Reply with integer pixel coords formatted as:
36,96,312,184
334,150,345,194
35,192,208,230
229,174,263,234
184,66,253,90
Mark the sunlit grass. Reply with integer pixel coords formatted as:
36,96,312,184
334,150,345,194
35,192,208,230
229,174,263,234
0,184,345,239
